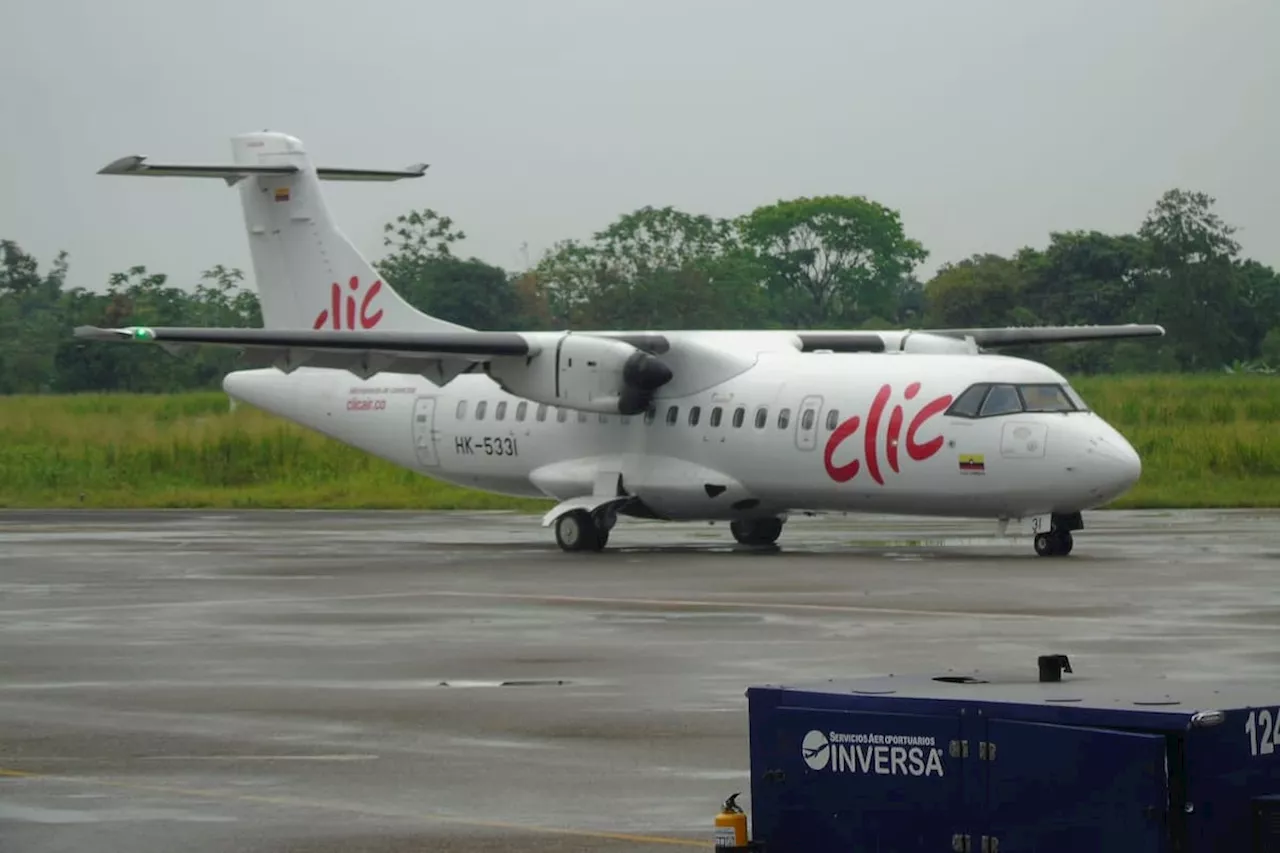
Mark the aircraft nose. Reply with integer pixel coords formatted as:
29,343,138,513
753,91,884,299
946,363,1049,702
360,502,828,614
1079,423,1142,501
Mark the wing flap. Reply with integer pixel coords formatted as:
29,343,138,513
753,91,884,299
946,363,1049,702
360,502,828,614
236,348,481,383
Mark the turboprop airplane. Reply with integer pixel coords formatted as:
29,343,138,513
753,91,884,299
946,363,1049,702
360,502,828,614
76,131,1163,557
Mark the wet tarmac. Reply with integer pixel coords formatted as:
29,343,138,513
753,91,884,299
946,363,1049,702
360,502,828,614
2,508,1280,851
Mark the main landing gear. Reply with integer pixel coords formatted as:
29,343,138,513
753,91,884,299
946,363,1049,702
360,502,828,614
554,507,617,552
1033,512,1082,557
730,517,784,547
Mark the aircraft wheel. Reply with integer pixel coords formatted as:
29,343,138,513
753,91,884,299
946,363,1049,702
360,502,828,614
1034,530,1073,557
555,510,601,552
731,518,784,546
1056,530,1074,555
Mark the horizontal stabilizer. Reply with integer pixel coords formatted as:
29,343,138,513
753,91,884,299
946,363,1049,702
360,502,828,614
98,155,428,185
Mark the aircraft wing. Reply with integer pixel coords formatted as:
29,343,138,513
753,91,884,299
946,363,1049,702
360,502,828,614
926,323,1166,347
796,323,1165,353
72,325,530,383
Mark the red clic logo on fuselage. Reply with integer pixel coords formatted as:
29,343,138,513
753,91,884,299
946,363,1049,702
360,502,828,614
824,382,953,485
313,276,384,330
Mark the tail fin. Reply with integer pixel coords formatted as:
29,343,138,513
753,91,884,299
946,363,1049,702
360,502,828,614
99,131,469,333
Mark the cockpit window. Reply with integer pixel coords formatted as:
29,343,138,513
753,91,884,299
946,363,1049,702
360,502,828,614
945,382,1086,419
1019,384,1075,413
948,383,989,418
1062,385,1090,412
980,384,1022,416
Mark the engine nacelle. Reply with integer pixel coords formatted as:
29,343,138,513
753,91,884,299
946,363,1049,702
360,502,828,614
486,333,672,415
895,332,980,355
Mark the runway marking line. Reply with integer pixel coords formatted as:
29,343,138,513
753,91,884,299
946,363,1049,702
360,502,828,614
0,587,1113,623
0,765,710,847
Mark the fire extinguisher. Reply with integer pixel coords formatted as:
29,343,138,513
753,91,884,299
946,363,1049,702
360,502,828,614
714,792,748,848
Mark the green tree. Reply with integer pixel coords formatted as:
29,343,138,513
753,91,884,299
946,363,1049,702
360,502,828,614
736,195,928,328
531,206,767,329
375,208,527,329
923,253,1036,328
0,241,69,392
1138,189,1242,369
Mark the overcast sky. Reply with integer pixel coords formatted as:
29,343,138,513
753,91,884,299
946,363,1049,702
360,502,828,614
2,0,1276,297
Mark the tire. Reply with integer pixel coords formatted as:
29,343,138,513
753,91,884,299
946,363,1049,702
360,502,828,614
1034,530,1073,557
731,518,784,546
555,510,599,552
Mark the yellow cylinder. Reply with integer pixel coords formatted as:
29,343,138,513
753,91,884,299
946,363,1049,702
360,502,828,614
714,793,748,848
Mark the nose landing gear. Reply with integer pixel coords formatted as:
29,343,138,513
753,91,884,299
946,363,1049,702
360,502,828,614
1034,529,1073,556
1033,512,1082,557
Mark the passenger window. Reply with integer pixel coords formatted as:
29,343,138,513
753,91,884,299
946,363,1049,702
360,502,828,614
578,411,588,423
536,403,547,422
516,401,528,421
599,414,608,424
980,384,1023,417
777,408,791,429
754,407,768,429
495,401,507,421
825,409,839,430
476,401,487,420
732,406,745,428
710,407,722,428
456,400,467,420
621,416,631,425
946,384,989,418
801,409,816,430
1019,384,1075,413
644,405,656,425
689,406,701,426
557,408,568,423
666,405,679,425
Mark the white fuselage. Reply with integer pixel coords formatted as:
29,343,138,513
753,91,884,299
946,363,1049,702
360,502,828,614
223,346,1142,524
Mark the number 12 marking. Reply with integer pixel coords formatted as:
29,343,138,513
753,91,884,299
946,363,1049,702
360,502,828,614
1245,708,1280,756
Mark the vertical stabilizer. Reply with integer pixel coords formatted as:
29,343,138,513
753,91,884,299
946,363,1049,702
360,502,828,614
98,131,468,333
229,132,466,333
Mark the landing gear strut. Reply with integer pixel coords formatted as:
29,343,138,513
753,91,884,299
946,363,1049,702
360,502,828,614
1033,512,1081,557
554,508,616,552
730,517,784,546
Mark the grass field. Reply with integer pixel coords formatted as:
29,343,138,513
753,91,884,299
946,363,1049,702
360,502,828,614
0,374,1277,509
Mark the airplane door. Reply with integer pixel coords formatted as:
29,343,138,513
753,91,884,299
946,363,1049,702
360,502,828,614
412,396,439,468
796,395,823,451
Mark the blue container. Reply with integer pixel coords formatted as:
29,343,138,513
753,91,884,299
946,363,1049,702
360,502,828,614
746,660,1280,852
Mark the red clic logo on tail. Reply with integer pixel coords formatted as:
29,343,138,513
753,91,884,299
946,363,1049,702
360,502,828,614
824,382,953,485
313,276,384,330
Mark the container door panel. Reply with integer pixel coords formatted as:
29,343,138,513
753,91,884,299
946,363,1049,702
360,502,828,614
984,719,1169,853
754,706,963,852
